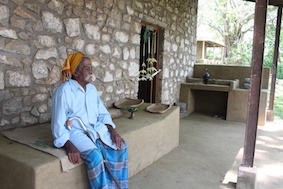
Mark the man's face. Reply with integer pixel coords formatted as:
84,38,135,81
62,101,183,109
73,58,93,86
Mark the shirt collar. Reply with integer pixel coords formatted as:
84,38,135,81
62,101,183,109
72,79,86,92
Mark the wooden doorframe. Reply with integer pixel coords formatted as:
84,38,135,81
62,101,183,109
138,22,161,103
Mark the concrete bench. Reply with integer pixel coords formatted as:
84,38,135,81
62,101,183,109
0,103,179,189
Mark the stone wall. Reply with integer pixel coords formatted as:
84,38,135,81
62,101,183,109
0,0,197,130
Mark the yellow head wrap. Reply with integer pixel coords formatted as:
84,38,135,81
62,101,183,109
61,52,86,82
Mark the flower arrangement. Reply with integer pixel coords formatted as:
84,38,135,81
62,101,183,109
139,57,161,81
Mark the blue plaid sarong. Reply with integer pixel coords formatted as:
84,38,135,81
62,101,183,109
81,139,128,189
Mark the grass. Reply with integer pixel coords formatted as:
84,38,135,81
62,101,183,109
274,79,283,119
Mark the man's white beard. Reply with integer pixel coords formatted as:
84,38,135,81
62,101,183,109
85,74,92,82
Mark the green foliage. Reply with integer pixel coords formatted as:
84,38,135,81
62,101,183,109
274,80,283,119
206,49,222,59
122,107,140,112
228,40,253,65
263,6,283,79
277,63,283,79
206,50,214,58
198,0,255,57
198,0,283,79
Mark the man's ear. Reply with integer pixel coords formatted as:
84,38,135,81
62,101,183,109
72,70,79,79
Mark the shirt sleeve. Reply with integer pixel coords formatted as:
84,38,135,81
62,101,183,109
96,92,116,129
51,88,70,148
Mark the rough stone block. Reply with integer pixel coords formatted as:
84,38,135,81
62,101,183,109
64,18,81,37
25,2,40,13
48,0,64,14
0,27,18,39
42,11,63,33
14,6,36,21
84,23,100,40
3,40,31,55
3,97,23,115
32,60,48,79
6,70,31,87
35,48,58,60
38,35,56,47
0,5,9,23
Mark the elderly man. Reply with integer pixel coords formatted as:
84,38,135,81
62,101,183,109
51,52,128,189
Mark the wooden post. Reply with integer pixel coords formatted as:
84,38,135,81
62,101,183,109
202,41,205,60
269,6,282,111
242,0,268,168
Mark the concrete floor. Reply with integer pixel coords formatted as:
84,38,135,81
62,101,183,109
129,113,283,189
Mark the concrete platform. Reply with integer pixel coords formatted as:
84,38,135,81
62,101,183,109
0,104,179,189
180,84,268,126
0,136,89,189
130,113,283,189
114,103,180,177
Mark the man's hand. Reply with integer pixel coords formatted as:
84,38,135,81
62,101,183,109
106,124,125,150
64,140,80,164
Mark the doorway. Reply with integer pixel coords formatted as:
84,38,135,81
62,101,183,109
138,23,162,103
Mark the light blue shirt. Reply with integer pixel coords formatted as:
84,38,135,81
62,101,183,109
51,79,117,152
